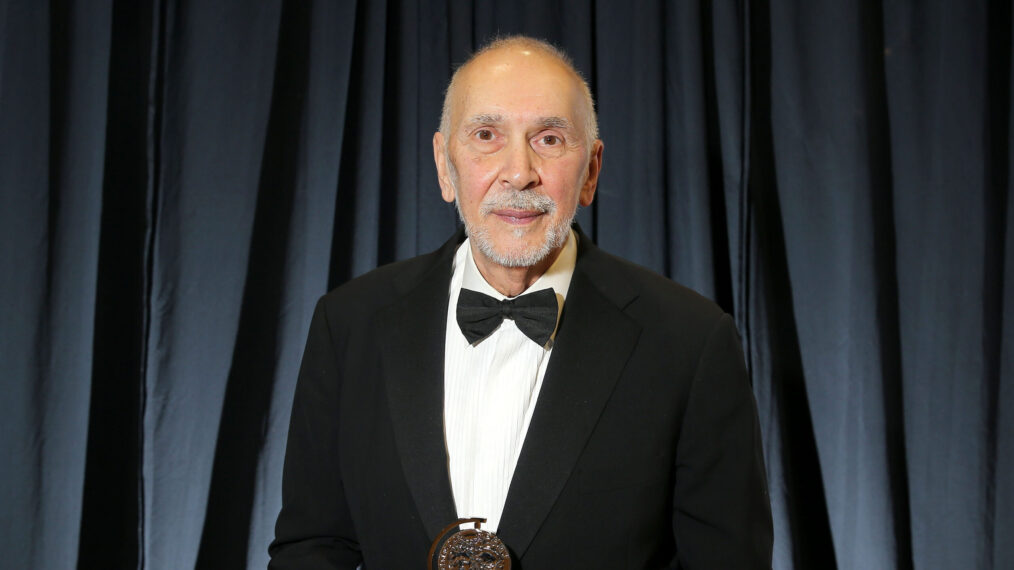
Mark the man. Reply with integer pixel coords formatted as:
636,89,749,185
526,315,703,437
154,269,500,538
270,36,772,568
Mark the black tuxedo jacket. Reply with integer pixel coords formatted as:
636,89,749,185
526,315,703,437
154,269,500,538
269,228,772,569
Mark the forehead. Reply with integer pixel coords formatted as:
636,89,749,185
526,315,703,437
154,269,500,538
451,49,585,128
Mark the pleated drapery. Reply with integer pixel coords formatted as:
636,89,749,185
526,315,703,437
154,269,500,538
1,1,1010,568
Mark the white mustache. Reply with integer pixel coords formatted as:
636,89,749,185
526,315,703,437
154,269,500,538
478,191,557,216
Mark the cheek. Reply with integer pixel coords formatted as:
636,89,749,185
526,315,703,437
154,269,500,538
456,161,500,200
540,164,587,203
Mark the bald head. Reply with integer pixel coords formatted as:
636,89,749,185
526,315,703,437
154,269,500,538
439,36,598,148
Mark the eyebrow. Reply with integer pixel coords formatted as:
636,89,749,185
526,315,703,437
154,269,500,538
538,116,572,130
464,113,504,127
462,114,574,130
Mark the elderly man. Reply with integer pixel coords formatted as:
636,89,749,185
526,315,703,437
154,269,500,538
269,36,772,568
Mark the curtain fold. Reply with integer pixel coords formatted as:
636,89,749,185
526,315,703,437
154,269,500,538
1,0,1009,568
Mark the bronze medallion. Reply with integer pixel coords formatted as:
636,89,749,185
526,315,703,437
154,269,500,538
428,518,511,570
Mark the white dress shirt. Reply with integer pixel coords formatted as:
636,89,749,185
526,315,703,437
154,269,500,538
443,230,578,532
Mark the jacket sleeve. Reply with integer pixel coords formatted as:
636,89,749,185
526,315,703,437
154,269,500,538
269,297,363,569
672,313,773,569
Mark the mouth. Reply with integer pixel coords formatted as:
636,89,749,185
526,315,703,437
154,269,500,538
491,209,545,225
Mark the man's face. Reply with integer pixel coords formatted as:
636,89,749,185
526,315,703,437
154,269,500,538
434,49,603,269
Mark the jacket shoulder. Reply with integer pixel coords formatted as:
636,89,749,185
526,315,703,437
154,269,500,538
319,248,449,323
584,247,727,327
578,248,736,368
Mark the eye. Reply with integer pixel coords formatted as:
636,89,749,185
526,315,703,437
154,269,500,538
475,129,494,141
532,131,567,157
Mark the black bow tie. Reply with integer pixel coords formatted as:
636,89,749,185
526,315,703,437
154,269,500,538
456,288,559,346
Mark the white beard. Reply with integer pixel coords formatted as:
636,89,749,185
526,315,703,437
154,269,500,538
455,188,575,268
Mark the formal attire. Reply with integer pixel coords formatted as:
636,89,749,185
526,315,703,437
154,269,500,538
444,230,577,534
269,226,773,569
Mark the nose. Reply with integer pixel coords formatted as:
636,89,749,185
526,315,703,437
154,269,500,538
499,138,539,190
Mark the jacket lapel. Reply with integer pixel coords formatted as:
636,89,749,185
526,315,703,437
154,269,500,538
379,231,463,543
496,236,643,558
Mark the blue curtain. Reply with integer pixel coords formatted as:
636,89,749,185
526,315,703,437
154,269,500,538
1,0,1010,568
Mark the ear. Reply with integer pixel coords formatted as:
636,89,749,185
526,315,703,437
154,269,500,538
433,132,456,203
579,140,603,207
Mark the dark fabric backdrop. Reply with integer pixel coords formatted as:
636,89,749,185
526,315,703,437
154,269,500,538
1,0,1010,568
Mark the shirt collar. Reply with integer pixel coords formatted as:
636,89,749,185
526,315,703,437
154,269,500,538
458,229,578,341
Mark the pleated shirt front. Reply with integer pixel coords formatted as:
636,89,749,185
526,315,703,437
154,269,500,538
442,231,576,532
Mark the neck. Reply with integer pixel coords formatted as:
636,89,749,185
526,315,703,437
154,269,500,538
470,243,564,297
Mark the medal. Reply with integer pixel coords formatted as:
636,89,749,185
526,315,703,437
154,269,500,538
427,518,512,569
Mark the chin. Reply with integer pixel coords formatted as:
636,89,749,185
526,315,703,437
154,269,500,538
472,224,569,269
